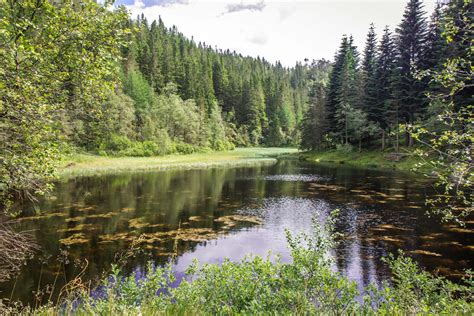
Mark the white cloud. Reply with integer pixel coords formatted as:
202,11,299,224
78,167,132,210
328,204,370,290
122,0,437,67
221,0,266,16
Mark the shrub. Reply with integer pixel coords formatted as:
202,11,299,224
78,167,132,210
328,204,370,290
335,143,354,153
106,135,133,152
153,129,174,155
97,150,108,157
34,212,473,315
174,142,200,155
118,142,157,157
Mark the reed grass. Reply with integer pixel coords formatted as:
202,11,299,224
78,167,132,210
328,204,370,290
300,148,432,173
59,148,298,178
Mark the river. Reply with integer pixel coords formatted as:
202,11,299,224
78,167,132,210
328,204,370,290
2,158,472,305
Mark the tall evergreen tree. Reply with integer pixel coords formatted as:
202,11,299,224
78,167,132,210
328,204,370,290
374,26,398,149
424,4,446,71
326,35,350,133
361,23,378,124
300,60,331,150
335,36,361,144
395,0,428,146
241,76,267,145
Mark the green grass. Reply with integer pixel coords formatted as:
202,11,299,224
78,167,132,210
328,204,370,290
300,148,432,173
59,147,298,177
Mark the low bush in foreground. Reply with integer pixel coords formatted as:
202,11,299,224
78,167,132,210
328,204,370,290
5,213,473,315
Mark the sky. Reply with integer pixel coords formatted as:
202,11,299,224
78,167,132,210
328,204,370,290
115,0,437,67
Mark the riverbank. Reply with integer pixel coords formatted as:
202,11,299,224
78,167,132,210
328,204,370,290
300,149,431,173
59,147,298,177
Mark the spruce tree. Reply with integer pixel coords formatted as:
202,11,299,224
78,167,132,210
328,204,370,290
374,26,397,149
395,0,428,146
424,4,446,71
334,36,361,145
326,36,350,133
300,60,331,150
361,23,378,124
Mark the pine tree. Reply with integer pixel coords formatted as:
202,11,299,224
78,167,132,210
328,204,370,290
300,60,331,150
335,36,361,144
241,76,267,145
212,58,229,106
326,36,350,133
424,4,446,71
374,26,397,149
361,23,378,124
395,0,428,146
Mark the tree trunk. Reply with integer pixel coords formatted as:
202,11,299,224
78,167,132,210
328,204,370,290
359,138,362,152
345,115,348,145
381,130,385,150
395,127,399,152
407,116,414,147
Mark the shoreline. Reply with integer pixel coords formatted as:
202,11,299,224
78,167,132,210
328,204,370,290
299,149,431,174
58,147,298,178
58,147,431,178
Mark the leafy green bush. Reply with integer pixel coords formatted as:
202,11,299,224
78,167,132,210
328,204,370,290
34,212,472,315
211,139,235,151
174,142,203,155
100,134,133,153
153,129,174,155
97,150,108,157
335,142,354,153
118,141,159,157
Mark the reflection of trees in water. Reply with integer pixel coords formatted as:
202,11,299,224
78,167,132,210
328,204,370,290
3,160,471,305
4,165,277,304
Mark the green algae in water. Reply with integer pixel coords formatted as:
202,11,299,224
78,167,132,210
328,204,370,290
129,217,150,229
58,223,97,233
59,233,89,245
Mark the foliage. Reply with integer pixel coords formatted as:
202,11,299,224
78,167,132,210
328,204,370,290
27,212,473,315
300,1,471,225
300,0,469,153
58,148,295,178
300,60,332,150
409,0,473,224
125,15,308,148
0,0,129,213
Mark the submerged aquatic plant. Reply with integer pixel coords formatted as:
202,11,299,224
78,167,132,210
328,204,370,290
21,211,473,315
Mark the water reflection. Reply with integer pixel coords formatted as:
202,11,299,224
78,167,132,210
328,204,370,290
2,160,472,305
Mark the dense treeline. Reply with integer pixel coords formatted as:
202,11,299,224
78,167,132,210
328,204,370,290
0,0,317,211
301,0,472,222
300,0,472,152
1,0,471,217
91,14,312,157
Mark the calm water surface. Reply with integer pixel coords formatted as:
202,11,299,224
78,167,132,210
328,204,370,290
2,159,473,305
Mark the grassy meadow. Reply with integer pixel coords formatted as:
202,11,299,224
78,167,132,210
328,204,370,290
300,149,432,173
59,148,298,177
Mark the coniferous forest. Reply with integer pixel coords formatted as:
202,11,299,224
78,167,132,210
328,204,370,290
301,1,472,152
2,0,471,211
65,14,311,155
0,0,472,314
